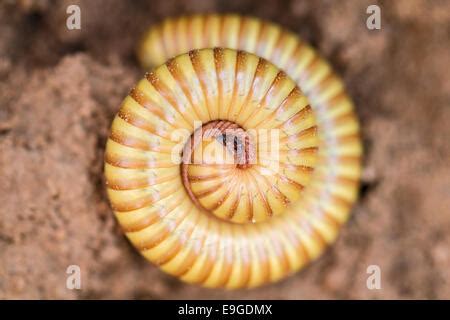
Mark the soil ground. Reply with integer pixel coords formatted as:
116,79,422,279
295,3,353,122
0,0,449,299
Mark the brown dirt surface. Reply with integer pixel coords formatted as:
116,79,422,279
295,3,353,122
0,0,449,299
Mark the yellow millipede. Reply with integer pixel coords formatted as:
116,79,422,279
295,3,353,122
105,14,362,289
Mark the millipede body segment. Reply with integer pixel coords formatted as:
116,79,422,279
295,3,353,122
105,14,362,289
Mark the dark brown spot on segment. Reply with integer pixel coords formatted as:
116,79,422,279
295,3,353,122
213,48,226,118
254,57,270,79
189,49,213,119
252,86,305,128
118,104,150,129
232,55,267,119
165,55,206,121
248,56,268,99
145,72,190,124
213,47,225,69
257,71,288,109
129,87,176,129
275,86,304,115
225,50,247,118
236,49,248,69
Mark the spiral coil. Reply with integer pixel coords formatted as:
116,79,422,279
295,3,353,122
105,14,362,289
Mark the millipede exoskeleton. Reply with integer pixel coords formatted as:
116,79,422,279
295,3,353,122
105,14,362,289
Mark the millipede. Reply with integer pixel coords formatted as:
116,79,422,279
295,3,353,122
105,14,362,289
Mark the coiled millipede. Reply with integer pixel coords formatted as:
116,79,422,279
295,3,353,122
105,14,362,289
